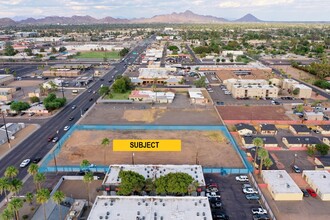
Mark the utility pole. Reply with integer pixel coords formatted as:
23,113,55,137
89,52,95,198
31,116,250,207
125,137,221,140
53,151,58,173
132,153,135,165
2,113,11,148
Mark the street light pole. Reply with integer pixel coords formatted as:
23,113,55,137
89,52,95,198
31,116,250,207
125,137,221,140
2,113,11,148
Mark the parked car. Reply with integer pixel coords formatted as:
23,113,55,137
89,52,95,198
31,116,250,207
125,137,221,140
64,126,70,131
20,159,31,168
313,129,320,134
235,175,249,182
253,214,270,220
206,187,219,193
52,137,59,143
243,187,258,194
212,211,229,220
206,192,220,198
224,91,231,95
242,184,252,189
301,189,309,197
210,201,223,209
306,188,317,197
246,193,260,200
208,197,221,202
251,208,268,215
292,165,301,173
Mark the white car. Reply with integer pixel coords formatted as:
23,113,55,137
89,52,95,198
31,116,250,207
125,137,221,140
236,175,249,182
20,159,31,168
206,192,220,198
251,208,268,215
242,184,252,189
224,91,231,95
243,187,258,194
64,126,70,131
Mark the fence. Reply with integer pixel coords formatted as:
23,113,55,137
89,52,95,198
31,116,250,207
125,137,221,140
249,173,277,220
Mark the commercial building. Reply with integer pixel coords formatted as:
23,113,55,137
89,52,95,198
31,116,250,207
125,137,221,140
0,123,25,145
302,170,330,201
242,136,278,148
43,69,81,77
188,88,209,105
133,68,182,86
262,170,303,201
129,90,175,103
223,79,279,99
0,88,15,101
0,75,14,86
88,196,212,220
103,165,206,187
235,123,257,136
289,124,311,135
282,136,322,148
304,112,324,121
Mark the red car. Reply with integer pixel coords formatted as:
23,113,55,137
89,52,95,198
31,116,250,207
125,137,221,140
306,188,317,197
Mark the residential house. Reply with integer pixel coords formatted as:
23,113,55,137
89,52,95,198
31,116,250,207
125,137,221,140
304,112,324,121
314,156,330,170
128,90,175,103
188,88,209,105
302,170,330,201
242,136,278,148
289,124,311,135
282,136,321,148
260,124,278,135
0,88,15,101
317,125,330,135
235,123,257,136
23,104,49,115
0,123,25,145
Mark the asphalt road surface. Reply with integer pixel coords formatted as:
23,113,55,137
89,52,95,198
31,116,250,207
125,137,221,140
0,35,155,202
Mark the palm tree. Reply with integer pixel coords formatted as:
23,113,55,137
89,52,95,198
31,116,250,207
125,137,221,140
36,188,50,220
26,192,34,205
83,172,94,206
101,138,110,165
80,159,91,171
52,190,66,220
8,179,23,196
1,208,14,220
0,177,10,203
264,158,274,170
5,166,19,179
8,197,23,220
28,163,39,177
252,138,264,168
258,148,269,175
34,173,46,190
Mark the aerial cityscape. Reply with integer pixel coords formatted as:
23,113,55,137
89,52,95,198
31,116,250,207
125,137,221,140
0,0,329,220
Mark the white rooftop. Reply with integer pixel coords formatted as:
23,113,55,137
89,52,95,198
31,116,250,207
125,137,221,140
188,88,205,99
103,165,205,186
303,170,330,194
138,68,175,79
262,170,302,194
284,78,299,83
88,196,212,220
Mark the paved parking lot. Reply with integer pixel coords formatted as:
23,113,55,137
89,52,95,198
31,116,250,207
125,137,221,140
270,150,315,172
204,174,262,220
0,64,40,77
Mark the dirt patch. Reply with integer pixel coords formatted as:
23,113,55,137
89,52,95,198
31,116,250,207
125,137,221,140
272,65,317,82
53,130,243,168
216,106,290,120
122,109,165,123
8,80,43,88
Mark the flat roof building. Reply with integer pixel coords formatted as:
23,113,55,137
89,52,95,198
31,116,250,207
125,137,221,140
302,170,330,201
0,75,14,86
188,88,209,105
262,170,303,201
88,196,212,220
103,165,205,187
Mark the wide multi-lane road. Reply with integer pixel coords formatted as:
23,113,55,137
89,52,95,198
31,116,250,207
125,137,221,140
0,35,154,202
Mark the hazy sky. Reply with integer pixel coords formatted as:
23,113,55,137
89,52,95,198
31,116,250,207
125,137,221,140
0,0,329,21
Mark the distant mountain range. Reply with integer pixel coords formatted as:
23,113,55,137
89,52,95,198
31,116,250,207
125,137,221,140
0,10,263,26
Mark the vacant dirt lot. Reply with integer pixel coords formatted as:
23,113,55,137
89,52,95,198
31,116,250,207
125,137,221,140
81,104,222,125
272,65,317,82
53,130,243,168
217,106,290,120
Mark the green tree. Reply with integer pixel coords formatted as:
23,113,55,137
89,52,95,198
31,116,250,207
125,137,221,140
52,190,66,220
117,170,146,196
292,88,300,96
101,138,110,165
194,76,206,88
8,198,23,220
58,47,67,53
316,143,330,156
25,192,34,205
36,188,51,220
28,163,39,177
83,172,94,206
1,208,14,220
51,47,57,53
263,157,273,170
39,48,45,52
5,166,18,179
0,177,10,202
4,68,11,74
307,146,316,157
119,48,129,57
144,178,155,193
155,172,195,195
252,137,264,168
30,96,40,103
10,101,30,112
112,77,131,93
295,104,304,113
99,86,110,96
9,179,23,196
80,159,91,171
4,42,16,56
34,173,46,190
258,148,269,175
